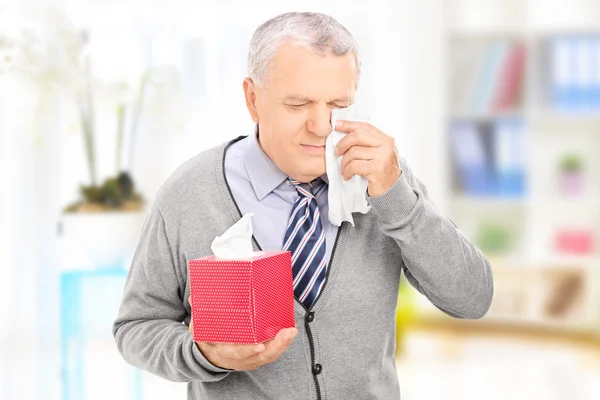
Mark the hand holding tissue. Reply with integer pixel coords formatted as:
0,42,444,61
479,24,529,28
325,106,371,226
330,106,402,201
189,213,296,344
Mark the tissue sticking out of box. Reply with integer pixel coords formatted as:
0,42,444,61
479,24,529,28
211,213,257,259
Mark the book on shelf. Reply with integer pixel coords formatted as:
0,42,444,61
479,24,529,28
470,41,510,114
493,118,525,196
452,39,526,115
549,34,600,112
492,43,527,112
449,118,526,198
449,120,494,195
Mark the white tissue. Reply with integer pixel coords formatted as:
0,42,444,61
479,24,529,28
325,105,371,227
211,213,257,259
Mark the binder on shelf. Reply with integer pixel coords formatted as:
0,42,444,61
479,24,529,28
471,41,510,114
592,36,600,110
492,118,526,197
450,118,527,199
550,37,575,111
491,43,526,112
549,34,600,112
452,38,528,116
450,120,494,196
573,36,594,111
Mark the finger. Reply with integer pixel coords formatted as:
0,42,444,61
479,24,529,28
334,119,375,134
339,146,378,174
334,124,381,156
342,159,372,181
335,120,385,137
262,328,297,351
254,328,296,364
247,328,298,365
219,342,266,360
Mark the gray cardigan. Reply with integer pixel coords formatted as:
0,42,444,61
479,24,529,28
113,136,493,399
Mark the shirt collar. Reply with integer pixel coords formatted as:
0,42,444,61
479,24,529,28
244,125,288,201
244,125,329,200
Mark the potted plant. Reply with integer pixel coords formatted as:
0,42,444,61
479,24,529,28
558,153,584,196
1,8,180,268
58,44,180,268
59,66,170,268
474,222,513,256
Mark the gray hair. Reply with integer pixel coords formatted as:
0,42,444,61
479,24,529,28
247,12,361,88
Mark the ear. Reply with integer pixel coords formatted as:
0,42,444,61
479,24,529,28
243,78,260,123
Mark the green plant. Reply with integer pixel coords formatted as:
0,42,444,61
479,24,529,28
63,172,143,213
559,154,583,174
474,223,513,255
62,65,174,213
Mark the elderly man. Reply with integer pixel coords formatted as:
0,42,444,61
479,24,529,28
113,11,493,400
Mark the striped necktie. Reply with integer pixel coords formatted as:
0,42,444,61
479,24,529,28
283,178,327,308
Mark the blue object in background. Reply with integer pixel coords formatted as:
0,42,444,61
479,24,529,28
550,34,600,112
573,36,595,111
592,36,600,110
550,36,574,111
492,118,526,198
450,118,527,198
470,40,510,114
60,267,143,400
450,120,495,196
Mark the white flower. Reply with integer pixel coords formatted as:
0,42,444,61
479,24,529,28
0,5,87,91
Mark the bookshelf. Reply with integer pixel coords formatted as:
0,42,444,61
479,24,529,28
415,0,600,336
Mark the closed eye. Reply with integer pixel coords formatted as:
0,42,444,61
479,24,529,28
287,103,307,110
286,102,350,110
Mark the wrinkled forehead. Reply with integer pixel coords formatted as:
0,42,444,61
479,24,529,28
264,44,358,100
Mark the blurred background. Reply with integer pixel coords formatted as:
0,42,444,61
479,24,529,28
1,0,600,399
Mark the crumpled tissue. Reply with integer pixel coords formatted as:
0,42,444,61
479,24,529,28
325,105,371,227
211,213,258,259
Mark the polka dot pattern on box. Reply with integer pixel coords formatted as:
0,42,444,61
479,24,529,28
253,251,296,343
189,251,296,344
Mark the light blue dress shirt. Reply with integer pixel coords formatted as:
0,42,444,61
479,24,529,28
224,129,338,262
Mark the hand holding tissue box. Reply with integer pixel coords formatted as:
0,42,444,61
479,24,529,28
189,213,296,344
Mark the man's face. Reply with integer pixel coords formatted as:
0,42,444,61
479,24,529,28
244,43,358,182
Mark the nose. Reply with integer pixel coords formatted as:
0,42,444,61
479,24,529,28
306,105,332,138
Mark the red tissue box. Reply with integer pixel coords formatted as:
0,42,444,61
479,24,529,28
189,251,296,344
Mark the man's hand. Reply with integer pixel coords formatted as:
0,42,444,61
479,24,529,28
189,296,298,371
334,120,402,197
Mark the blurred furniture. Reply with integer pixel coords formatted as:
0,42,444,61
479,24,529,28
60,267,143,400
416,0,600,338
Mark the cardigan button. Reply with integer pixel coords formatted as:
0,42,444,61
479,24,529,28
306,312,315,323
312,363,322,375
